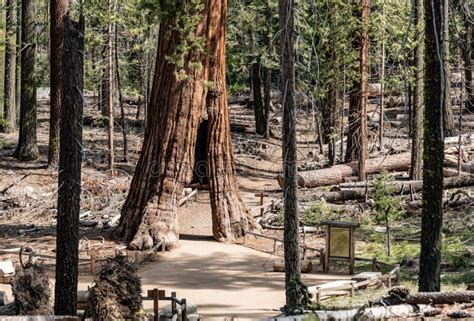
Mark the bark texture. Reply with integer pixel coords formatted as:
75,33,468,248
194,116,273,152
3,0,17,132
358,0,369,181
252,60,266,135
15,0,38,161
419,0,444,292
207,0,257,242
462,2,473,113
48,0,69,166
114,2,211,250
54,14,84,316
279,0,307,312
411,0,424,180
442,0,454,136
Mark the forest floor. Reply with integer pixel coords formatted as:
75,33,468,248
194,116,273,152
0,89,473,319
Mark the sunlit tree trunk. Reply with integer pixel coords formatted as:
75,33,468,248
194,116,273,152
462,1,472,112
3,0,17,132
442,0,453,136
207,0,257,242
419,0,444,293
15,0,38,161
357,0,369,181
48,0,69,166
114,2,211,250
411,0,424,180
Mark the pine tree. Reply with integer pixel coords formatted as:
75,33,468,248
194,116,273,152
419,0,445,292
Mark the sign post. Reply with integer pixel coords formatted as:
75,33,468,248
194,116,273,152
321,221,359,275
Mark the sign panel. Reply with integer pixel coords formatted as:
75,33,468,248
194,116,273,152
329,226,350,258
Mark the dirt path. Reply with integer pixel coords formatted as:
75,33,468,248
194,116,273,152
137,238,349,320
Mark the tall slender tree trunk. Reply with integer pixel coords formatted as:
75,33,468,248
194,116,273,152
15,0,21,126
207,0,256,242
462,1,472,113
107,0,114,172
419,0,444,292
0,0,5,115
442,0,454,136
264,68,271,139
252,59,266,135
115,15,128,162
346,0,368,166
114,1,212,250
15,0,38,161
48,0,69,166
411,0,424,180
358,0,369,181
54,14,84,316
3,0,17,132
379,3,385,151
279,0,308,313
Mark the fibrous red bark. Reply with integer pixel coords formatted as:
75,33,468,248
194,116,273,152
206,0,257,242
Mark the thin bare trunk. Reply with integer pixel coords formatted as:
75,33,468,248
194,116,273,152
411,0,424,180
4,0,17,132
358,0,369,181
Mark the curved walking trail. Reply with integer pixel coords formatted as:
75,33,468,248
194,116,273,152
133,192,349,320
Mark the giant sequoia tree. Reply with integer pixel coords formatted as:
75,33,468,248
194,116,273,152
114,0,255,250
418,0,445,292
15,0,39,161
207,0,256,242
48,0,69,166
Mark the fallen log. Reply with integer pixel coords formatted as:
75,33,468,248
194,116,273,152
295,153,412,188
301,175,474,203
406,291,474,305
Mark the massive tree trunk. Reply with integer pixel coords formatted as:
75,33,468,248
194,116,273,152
54,14,84,316
14,0,38,161
206,0,256,242
252,59,266,135
3,0,17,132
411,0,424,180
442,0,454,137
462,1,473,113
114,1,212,250
48,0,69,166
279,0,307,313
419,0,444,292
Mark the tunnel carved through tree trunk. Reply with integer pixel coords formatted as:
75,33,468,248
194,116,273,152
114,14,210,250
207,0,257,242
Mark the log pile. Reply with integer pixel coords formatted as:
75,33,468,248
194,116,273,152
300,175,474,203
